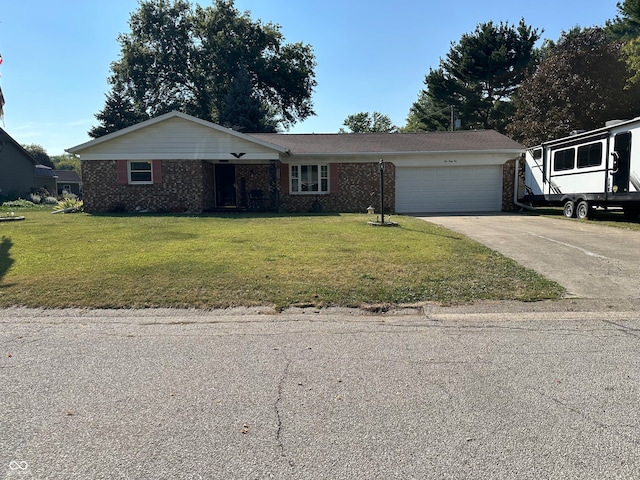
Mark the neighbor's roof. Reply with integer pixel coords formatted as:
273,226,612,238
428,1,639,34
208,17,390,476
249,130,524,155
54,170,81,183
34,164,57,178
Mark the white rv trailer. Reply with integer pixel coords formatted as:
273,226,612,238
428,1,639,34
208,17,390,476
520,118,640,219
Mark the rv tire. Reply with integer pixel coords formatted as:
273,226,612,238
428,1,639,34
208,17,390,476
623,207,640,221
563,200,576,218
576,201,590,220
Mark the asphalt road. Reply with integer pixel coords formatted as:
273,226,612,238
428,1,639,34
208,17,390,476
420,213,640,300
2,306,640,479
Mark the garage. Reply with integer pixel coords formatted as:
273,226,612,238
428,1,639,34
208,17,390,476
395,165,503,213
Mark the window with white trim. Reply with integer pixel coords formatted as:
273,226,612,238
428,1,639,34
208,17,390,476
291,164,329,193
128,161,153,184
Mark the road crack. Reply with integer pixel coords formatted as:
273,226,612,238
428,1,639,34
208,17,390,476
538,390,640,446
601,319,640,339
274,353,294,467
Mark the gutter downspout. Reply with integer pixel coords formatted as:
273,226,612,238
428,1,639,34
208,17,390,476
513,156,536,211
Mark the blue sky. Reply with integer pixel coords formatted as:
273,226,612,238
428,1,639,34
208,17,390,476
0,0,620,155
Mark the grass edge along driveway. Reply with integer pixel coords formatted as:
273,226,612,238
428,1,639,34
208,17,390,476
0,211,562,309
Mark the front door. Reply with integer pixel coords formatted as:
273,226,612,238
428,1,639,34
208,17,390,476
215,164,236,207
612,132,632,194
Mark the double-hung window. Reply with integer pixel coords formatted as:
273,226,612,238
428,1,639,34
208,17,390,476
291,164,329,193
128,161,153,184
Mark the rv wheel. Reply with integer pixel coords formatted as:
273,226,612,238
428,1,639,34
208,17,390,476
623,207,640,221
563,200,576,218
576,201,590,220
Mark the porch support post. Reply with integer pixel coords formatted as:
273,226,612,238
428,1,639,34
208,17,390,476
269,160,280,211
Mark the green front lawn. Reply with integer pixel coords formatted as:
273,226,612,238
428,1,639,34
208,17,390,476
0,210,562,309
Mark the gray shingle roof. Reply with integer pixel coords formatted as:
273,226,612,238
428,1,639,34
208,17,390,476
34,164,57,178
249,130,523,155
54,170,81,183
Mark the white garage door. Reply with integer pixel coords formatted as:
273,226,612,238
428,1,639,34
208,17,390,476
395,165,503,213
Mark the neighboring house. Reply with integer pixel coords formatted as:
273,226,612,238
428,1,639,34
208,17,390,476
34,165,58,197
67,111,524,214
54,170,82,197
0,128,57,199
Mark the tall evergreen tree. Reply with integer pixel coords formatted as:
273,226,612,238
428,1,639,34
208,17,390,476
89,80,148,138
406,19,540,133
607,0,640,84
607,0,640,39
218,64,276,132
404,90,451,132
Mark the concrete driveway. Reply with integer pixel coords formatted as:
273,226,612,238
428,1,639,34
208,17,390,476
417,213,640,300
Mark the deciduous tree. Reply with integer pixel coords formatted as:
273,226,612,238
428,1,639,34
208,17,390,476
22,144,53,168
90,0,316,137
51,154,81,175
508,27,640,145
339,111,397,133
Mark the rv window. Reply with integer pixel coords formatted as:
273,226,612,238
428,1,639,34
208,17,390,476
532,148,542,160
577,143,603,168
553,148,575,171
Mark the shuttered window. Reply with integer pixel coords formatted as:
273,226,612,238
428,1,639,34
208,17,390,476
117,160,162,185
129,161,153,183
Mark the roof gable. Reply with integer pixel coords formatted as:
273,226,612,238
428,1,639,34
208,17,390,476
0,128,37,165
67,111,287,160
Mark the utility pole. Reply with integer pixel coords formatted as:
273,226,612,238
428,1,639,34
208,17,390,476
450,105,454,132
379,159,385,224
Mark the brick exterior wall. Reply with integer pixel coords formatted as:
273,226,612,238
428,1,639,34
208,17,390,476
82,160,280,213
82,160,208,213
280,162,395,213
235,164,274,210
83,158,513,214
502,159,517,211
